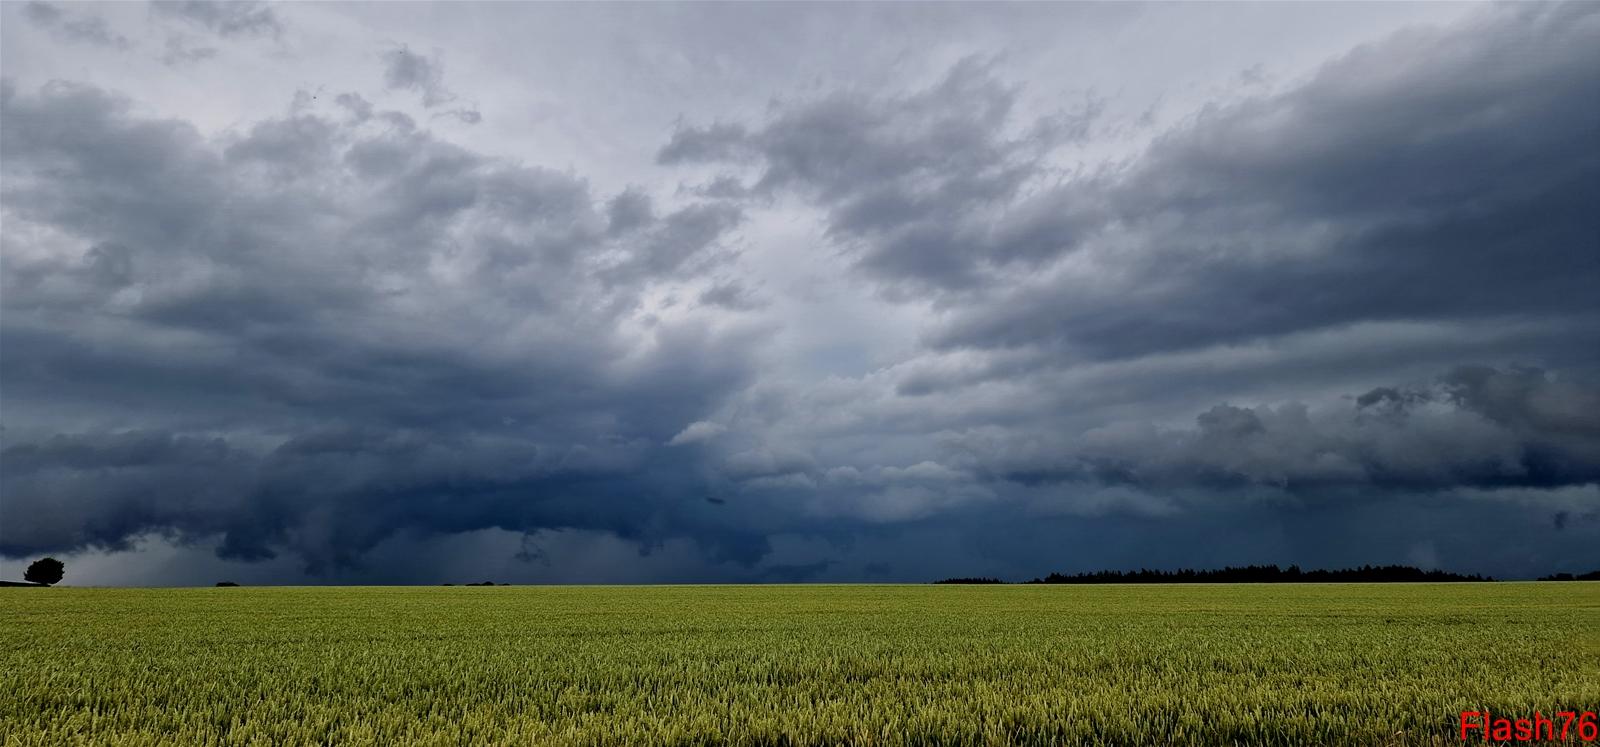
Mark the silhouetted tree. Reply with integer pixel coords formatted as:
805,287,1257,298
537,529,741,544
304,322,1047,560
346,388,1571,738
24,558,64,586
215,581,240,587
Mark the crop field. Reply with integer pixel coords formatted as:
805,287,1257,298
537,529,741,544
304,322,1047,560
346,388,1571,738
2,584,1597,746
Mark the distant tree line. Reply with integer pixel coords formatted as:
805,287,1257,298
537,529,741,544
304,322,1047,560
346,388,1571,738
1537,570,1600,581
935,564,1503,584
1028,564,1493,583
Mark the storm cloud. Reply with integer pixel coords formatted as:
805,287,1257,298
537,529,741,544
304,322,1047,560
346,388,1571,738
955,367,1600,496
1,2,1596,583
929,2,1600,361
660,58,1090,291
669,3,1598,356
0,76,762,571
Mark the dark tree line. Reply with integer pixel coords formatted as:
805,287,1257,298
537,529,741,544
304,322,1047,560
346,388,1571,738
936,564,1497,584
1027,565,1493,584
1537,570,1600,581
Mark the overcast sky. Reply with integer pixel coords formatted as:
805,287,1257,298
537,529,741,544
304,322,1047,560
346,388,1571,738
2,1,1597,585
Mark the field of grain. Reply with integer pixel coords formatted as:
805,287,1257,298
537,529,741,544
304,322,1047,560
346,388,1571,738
2,583,1596,745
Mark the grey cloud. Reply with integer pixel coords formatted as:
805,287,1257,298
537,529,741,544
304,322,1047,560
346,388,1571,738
955,367,1600,496
698,279,763,311
1438,365,1600,438
661,58,1100,290
931,2,1600,359
382,45,455,108
689,175,752,200
663,4,1597,358
606,188,654,235
150,1,282,39
604,202,743,283
225,115,339,171
83,242,135,286
658,122,753,164
22,2,129,49
0,431,254,557
160,36,218,66
722,447,817,482
667,421,727,446
335,93,374,123
0,426,760,572
436,108,482,125
0,79,758,571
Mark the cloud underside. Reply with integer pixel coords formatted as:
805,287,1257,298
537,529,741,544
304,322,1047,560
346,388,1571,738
2,2,1597,578
663,4,1599,356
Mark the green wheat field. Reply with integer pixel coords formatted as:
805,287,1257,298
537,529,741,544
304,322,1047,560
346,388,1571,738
2,584,1597,746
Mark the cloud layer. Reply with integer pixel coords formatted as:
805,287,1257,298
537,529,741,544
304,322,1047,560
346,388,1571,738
0,77,761,571
2,2,1597,582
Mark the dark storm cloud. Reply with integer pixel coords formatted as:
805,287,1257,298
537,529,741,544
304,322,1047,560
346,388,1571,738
931,2,1600,360
652,3,1599,576
953,367,1600,496
661,58,1100,290
150,1,282,39
0,77,760,571
0,431,253,556
5,2,1598,583
0,426,774,572
21,2,129,49
667,4,1599,360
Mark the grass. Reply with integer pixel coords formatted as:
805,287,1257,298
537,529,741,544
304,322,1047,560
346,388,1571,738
2,583,1597,745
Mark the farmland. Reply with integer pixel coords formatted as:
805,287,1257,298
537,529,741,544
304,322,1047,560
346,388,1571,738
2,584,1596,745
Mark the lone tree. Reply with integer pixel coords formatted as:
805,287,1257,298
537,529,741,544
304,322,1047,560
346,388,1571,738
24,558,64,586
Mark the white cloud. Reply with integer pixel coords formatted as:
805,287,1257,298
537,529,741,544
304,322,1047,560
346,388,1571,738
667,420,727,446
